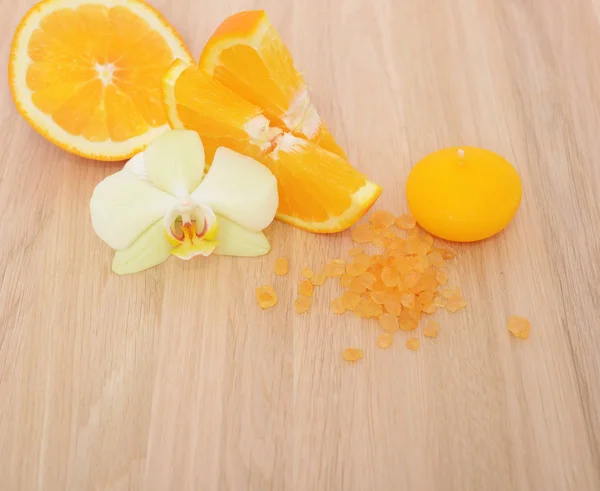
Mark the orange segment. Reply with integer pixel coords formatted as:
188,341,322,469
262,135,381,232
199,10,346,158
162,59,282,163
9,0,193,160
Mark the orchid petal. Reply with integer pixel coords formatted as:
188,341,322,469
90,169,176,250
144,130,205,198
191,147,278,232
213,215,271,257
203,211,219,241
123,151,149,181
112,220,173,275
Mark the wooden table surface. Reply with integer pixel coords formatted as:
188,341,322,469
2,0,600,490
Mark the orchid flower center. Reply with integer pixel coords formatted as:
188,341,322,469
163,197,219,260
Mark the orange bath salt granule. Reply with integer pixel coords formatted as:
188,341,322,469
256,286,278,309
434,295,447,308
400,319,419,332
428,251,446,268
342,348,364,362
351,223,374,243
371,280,387,292
508,316,531,339
354,298,375,318
274,257,289,276
403,271,421,289
442,286,461,299
392,256,411,276
302,268,314,279
359,272,377,289
370,224,385,237
413,255,429,273
402,236,420,255
352,299,367,318
369,290,387,305
360,298,382,318
383,292,403,316
408,227,420,239
431,247,457,260
420,234,433,246
386,237,403,250
424,320,440,338
325,259,346,277
370,262,384,277
355,253,371,265
416,242,432,257
406,305,422,321
395,213,416,230
400,293,416,309
372,236,386,248
416,270,438,292
311,271,327,286
406,338,420,351
350,277,367,294
376,332,393,349
342,291,361,310
369,302,384,318
294,296,312,314
435,268,449,285
381,267,401,287
447,298,467,313
417,290,434,309
346,256,370,276
330,297,346,315
340,273,353,287
422,303,437,314
418,268,437,286
370,210,395,228
299,279,314,297
349,247,363,256
379,313,400,333
399,309,419,332
405,255,419,268
441,286,467,312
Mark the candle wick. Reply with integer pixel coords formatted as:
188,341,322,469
457,148,465,159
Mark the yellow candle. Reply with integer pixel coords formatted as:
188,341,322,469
406,147,522,242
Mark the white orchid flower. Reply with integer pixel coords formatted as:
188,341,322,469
90,130,278,275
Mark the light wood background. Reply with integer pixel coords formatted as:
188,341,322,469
1,0,600,490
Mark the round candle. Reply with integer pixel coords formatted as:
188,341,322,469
406,147,522,242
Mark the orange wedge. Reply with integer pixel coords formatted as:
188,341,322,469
9,0,193,161
162,60,381,233
199,10,346,158
263,135,381,231
162,59,282,167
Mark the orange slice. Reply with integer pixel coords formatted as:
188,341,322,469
9,0,193,161
199,10,346,158
162,59,281,166
162,60,381,233
263,135,381,232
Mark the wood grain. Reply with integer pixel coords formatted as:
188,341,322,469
1,0,600,489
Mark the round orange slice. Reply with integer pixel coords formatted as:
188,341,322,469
9,0,193,161
198,10,347,159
